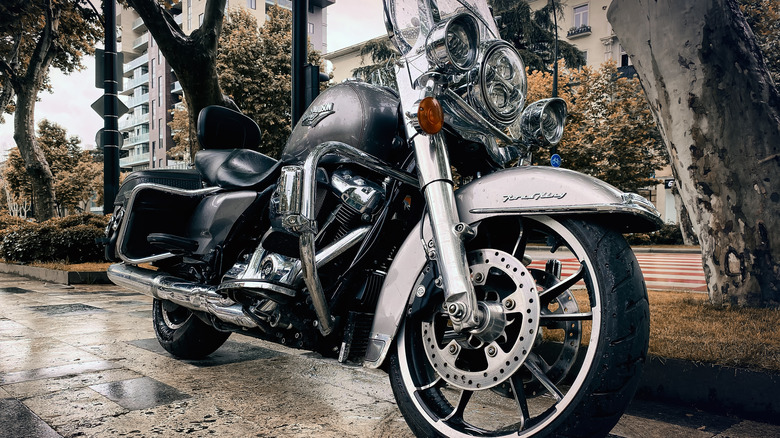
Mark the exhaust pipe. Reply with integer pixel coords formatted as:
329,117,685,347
107,263,258,329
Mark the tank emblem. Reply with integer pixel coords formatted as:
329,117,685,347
503,192,567,202
302,103,335,127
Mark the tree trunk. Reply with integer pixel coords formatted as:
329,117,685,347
608,0,780,307
13,87,56,221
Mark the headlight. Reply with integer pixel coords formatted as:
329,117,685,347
519,98,567,145
426,13,479,71
470,41,527,125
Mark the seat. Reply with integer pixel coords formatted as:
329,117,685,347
195,149,281,190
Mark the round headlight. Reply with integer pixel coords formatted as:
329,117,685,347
519,98,568,145
426,14,479,71
480,42,527,124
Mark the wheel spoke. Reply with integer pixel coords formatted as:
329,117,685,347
509,373,530,430
511,221,527,260
539,311,593,322
528,352,551,374
525,357,564,401
444,389,474,421
538,262,585,306
416,375,443,391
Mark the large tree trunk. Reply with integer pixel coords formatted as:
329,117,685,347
608,0,780,307
13,87,56,221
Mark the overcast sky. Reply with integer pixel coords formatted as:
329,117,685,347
0,0,386,160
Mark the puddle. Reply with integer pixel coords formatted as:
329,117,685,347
0,287,31,294
28,304,107,316
90,377,189,410
127,339,281,367
0,398,61,437
0,360,120,385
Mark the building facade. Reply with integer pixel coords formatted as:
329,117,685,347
117,0,331,171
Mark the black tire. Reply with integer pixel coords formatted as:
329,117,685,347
389,216,649,437
152,298,231,359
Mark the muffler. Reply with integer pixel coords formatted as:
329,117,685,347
107,263,259,329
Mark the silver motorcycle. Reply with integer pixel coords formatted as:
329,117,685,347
106,0,662,435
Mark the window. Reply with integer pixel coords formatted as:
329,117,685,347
159,118,163,142
620,46,631,67
247,0,256,9
151,101,155,127
573,4,589,29
308,22,314,34
157,77,162,104
187,0,192,29
199,13,204,26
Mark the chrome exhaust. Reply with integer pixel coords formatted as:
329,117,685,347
107,263,258,329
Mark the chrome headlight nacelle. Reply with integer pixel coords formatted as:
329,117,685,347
426,13,480,72
469,41,528,126
519,98,568,145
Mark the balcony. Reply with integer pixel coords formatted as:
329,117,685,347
171,81,182,95
124,132,150,148
123,53,149,74
118,112,150,131
122,72,149,94
126,92,149,108
132,33,149,52
567,25,592,39
120,152,150,168
132,16,146,32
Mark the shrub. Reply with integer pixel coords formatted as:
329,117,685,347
0,214,108,264
625,223,686,246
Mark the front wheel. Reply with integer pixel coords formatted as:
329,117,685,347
389,216,649,437
152,299,231,359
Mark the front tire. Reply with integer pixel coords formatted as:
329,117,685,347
152,299,231,359
389,216,649,437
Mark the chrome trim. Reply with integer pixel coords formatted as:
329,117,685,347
116,183,221,265
425,13,480,72
107,263,258,329
519,98,568,145
443,88,513,144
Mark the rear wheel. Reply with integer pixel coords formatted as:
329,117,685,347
152,299,231,359
389,216,649,437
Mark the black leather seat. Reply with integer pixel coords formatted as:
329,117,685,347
195,149,281,190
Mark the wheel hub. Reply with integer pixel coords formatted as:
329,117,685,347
421,249,541,390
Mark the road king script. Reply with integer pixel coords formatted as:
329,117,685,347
503,192,568,202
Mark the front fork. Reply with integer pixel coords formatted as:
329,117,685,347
413,133,482,332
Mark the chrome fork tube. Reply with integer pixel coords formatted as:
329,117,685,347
414,134,481,331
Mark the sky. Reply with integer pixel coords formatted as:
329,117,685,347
0,0,386,160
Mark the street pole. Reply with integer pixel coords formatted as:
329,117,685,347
102,0,120,214
291,0,308,126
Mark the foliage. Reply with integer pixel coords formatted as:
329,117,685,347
168,99,192,163
625,223,688,246
0,0,102,221
352,38,399,88
739,0,780,84
3,120,102,216
527,61,668,193
489,0,585,72
0,213,108,263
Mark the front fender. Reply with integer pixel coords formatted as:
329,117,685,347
362,166,662,369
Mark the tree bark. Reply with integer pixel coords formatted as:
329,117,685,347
126,0,237,160
608,0,780,307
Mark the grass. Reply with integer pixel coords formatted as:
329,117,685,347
9,261,780,372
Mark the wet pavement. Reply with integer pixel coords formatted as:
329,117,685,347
1,272,779,438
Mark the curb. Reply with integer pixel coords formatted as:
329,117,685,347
0,263,111,285
638,356,780,424
630,246,701,254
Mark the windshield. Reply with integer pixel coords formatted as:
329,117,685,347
384,0,499,56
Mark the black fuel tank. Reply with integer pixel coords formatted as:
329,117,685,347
281,81,405,165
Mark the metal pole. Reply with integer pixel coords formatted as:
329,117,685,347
291,0,308,125
102,0,120,214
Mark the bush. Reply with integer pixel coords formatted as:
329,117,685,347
625,223,686,246
0,214,108,264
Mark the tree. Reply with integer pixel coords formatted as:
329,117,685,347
0,0,102,221
351,37,399,88
739,0,780,84
3,120,101,217
168,6,327,158
124,0,236,161
609,0,780,307
490,0,585,72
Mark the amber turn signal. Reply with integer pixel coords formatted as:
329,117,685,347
417,97,444,134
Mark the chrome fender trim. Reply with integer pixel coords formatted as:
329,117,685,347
363,165,662,368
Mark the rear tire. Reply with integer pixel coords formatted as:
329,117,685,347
152,298,230,359
389,216,649,437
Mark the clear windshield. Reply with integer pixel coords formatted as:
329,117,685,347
384,0,499,56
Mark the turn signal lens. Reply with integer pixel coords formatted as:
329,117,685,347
418,97,444,134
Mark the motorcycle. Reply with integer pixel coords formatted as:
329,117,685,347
106,0,662,435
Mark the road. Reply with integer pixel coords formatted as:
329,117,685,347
2,269,775,438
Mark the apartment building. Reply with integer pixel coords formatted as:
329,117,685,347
117,0,332,171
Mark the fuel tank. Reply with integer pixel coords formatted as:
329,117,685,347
281,81,406,165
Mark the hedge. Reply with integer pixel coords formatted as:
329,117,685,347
0,213,108,264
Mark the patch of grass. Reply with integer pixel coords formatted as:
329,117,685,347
28,261,112,272
649,290,780,371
